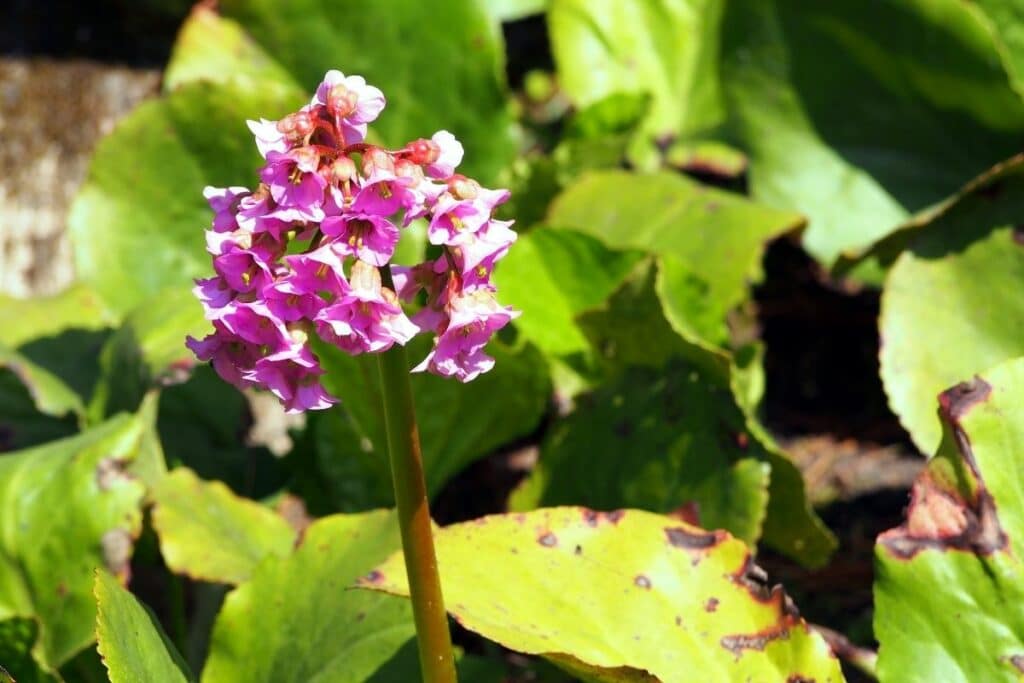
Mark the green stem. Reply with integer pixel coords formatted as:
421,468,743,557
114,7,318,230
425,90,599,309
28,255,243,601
376,267,457,683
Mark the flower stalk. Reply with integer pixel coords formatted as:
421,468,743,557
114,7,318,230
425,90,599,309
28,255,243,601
377,265,457,683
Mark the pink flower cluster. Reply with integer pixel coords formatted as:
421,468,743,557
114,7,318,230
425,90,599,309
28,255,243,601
186,70,518,413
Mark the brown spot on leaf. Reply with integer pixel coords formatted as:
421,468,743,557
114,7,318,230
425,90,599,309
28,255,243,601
720,615,798,659
362,570,385,585
881,377,1007,559
735,432,749,449
56,582,68,597
787,676,815,683
667,501,701,527
276,494,313,542
581,509,625,527
95,457,130,491
538,532,557,548
574,544,583,556
1009,654,1024,673
665,526,722,550
634,575,652,590
705,597,719,612
101,529,133,581
938,376,991,423
675,616,683,626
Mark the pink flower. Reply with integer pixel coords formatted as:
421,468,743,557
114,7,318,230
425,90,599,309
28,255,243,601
206,230,276,293
190,69,521,411
264,245,349,321
413,288,518,382
242,343,336,413
427,194,490,246
351,168,416,217
260,148,326,220
448,219,517,288
321,213,399,266
313,70,386,145
426,131,464,179
316,261,417,354
204,186,249,232
186,329,261,390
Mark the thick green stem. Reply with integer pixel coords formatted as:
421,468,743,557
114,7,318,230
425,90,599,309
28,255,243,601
376,267,457,683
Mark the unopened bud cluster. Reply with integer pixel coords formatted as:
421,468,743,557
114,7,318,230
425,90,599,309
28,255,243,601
187,71,518,412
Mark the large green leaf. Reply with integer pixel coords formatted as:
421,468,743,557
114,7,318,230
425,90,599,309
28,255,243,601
494,228,643,358
0,347,84,420
875,359,1024,682
68,81,296,315
0,285,112,349
721,0,1024,265
157,366,286,499
547,170,803,349
202,510,417,682
163,6,303,97
0,349,81,452
87,287,210,421
94,571,192,683
975,0,1024,94
151,468,296,585
0,618,57,683
211,0,515,182
512,363,770,545
312,337,550,509
878,158,1024,454
549,0,725,155
0,410,156,670
365,507,844,682
516,266,835,566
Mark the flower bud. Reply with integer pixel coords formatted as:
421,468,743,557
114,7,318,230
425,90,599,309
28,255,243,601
405,138,441,165
395,157,425,183
328,83,359,118
331,155,357,184
449,174,479,200
361,147,394,176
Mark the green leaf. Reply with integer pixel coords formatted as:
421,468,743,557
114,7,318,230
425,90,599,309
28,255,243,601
721,0,1024,265
151,468,296,585
68,80,295,315
879,157,1024,453
216,0,516,182
0,618,57,683
518,267,836,566
0,346,84,420
0,411,155,670
974,0,1024,95
157,365,286,498
512,363,770,545
312,337,550,509
163,5,304,97
494,228,643,357
547,170,803,349
94,571,192,683
875,359,1024,682
0,285,112,349
88,287,210,421
484,0,548,22
202,510,417,682
550,0,725,151
365,507,844,682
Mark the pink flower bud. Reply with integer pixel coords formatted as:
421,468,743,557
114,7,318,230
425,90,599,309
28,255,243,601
405,138,441,165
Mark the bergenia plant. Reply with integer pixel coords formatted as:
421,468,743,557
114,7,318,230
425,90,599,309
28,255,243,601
185,69,519,683
186,69,518,413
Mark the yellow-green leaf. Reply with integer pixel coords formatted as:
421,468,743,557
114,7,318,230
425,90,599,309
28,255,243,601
151,468,297,585
364,507,844,682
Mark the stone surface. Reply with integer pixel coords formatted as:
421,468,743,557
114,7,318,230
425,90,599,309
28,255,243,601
0,58,159,297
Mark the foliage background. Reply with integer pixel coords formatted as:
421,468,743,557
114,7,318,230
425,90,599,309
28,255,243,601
2,1,1024,681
